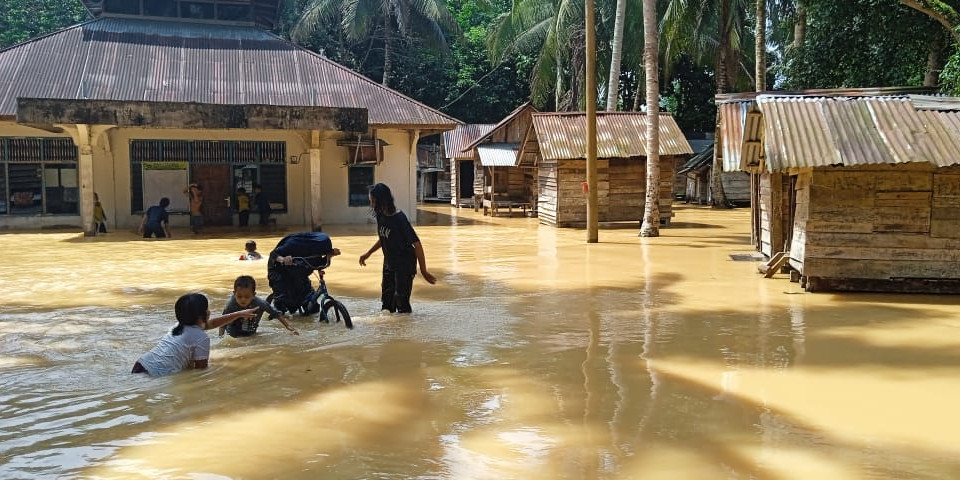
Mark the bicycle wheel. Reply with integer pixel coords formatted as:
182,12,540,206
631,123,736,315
322,298,353,329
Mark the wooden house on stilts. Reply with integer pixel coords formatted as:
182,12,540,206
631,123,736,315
520,112,693,227
718,88,960,293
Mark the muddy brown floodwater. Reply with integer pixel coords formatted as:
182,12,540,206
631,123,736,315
1,205,959,479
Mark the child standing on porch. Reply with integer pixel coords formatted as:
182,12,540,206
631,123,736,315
359,183,437,313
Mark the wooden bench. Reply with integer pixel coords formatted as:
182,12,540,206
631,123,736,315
483,197,532,217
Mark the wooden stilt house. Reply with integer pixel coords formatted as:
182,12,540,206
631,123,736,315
718,88,960,293
519,112,693,227
459,103,540,216
443,124,494,207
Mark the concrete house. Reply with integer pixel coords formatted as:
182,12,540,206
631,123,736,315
0,0,458,234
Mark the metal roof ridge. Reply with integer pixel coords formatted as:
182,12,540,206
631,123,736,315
263,30,462,127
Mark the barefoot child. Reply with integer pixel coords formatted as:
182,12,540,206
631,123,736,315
132,293,257,376
359,183,436,313
219,275,299,337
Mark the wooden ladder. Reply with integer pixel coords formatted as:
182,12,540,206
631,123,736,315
758,251,790,278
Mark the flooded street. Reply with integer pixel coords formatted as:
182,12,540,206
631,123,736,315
1,205,959,479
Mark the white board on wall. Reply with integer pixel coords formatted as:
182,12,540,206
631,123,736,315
142,162,189,212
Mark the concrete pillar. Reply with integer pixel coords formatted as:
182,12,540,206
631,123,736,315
308,130,323,230
408,130,420,222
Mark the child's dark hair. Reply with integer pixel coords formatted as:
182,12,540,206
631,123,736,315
159,197,171,208
234,275,256,290
237,187,246,194
245,240,257,253
369,183,396,216
173,293,208,336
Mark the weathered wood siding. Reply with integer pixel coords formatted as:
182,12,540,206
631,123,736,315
793,164,960,292
538,156,675,227
722,171,751,204
437,172,451,199
757,172,793,257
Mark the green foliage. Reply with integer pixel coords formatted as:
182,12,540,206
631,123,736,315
661,56,717,133
0,0,88,49
775,0,937,89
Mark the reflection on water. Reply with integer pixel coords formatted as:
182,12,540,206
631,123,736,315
2,206,960,479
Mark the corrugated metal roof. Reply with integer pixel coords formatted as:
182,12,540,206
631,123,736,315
531,112,693,161
443,124,494,159
678,144,713,174
0,17,459,129
477,143,518,167
719,103,746,172
724,95,960,172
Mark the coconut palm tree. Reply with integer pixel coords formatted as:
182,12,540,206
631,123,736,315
606,0,628,110
639,0,660,237
291,0,459,87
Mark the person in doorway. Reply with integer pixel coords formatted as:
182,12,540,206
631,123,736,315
139,197,171,239
236,187,250,227
253,183,273,228
239,240,262,260
132,293,257,376
359,183,437,313
93,192,107,234
185,183,204,234
218,275,299,338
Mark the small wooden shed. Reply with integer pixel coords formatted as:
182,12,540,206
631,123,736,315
443,123,495,207
519,112,693,227
718,89,960,293
677,144,751,205
460,103,540,216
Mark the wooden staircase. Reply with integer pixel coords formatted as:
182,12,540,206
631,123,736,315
758,251,790,278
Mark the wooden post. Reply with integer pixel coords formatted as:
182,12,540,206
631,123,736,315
409,130,421,220
585,0,598,243
309,130,323,230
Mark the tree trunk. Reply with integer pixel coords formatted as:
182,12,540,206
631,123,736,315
606,0,627,111
639,0,660,237
711,0,731,209
632,68,645,111
925,34,944,87
792,3,806,50
382,14,393,87
568,30,586,111
755,0,766,91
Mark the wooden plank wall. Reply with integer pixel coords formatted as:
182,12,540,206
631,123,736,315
722,171,752,204
798,164,960,288
788,170,811,271
537,156,675,227
449,156,458,205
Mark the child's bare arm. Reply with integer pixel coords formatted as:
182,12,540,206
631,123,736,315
206,307,257,330
277,315,299,335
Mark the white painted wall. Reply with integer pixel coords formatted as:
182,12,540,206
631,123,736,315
0,123,420,231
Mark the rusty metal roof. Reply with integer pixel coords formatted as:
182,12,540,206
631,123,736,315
721,94,960,172
530,112,693,161
443,124,494,159
0,17,459,129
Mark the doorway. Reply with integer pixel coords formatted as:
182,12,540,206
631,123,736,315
459,160,474,199
190,164,232,226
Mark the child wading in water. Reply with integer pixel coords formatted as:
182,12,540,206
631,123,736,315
359,183,436,313
240,240,262,260
132,293,257,376
219,275,299,337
